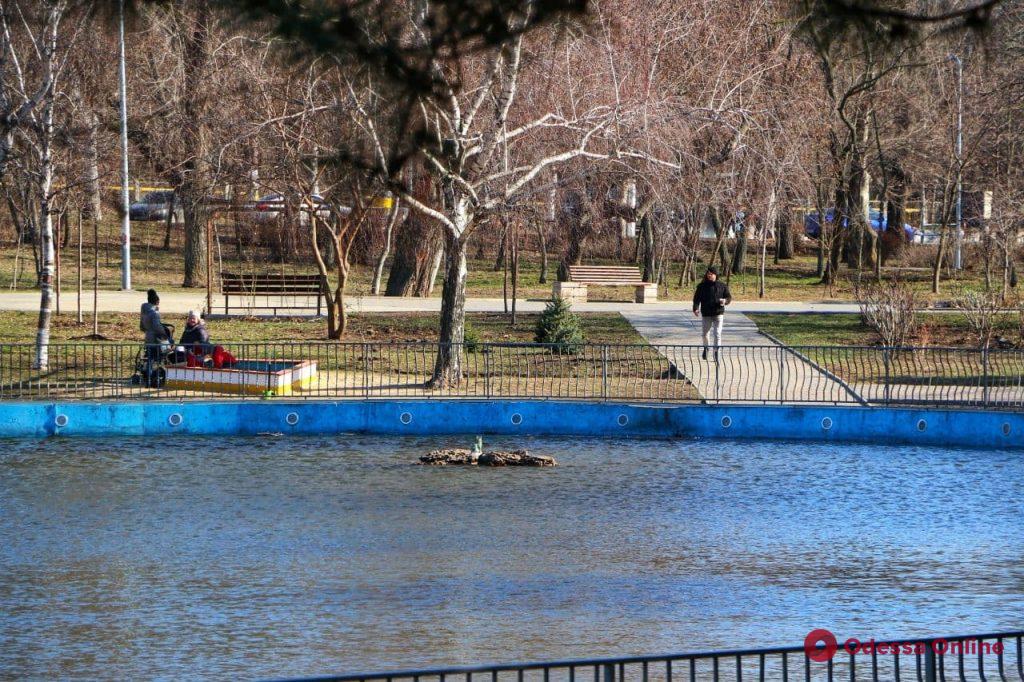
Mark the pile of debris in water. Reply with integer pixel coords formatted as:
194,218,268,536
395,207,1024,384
419,448,556,467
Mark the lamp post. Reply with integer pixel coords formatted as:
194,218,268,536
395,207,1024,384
949,54,963,271
118,0,132,290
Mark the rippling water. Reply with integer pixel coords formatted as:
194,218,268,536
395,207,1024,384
1,435,1022,680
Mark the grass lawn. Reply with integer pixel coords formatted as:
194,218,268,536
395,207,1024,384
0,310,646,345
749,312,1022,348
0,216,995,304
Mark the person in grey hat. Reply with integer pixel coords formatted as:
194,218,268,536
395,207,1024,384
179,309,212,355
692,266,732,360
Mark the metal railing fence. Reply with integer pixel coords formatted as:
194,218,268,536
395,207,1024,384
2,341,1023,406
273,630,1024,682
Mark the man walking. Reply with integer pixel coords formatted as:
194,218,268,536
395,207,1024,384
692,266,732,360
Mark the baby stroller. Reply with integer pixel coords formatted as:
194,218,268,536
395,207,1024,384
130,323,176,388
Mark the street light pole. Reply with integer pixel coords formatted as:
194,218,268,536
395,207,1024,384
118,0,132,290
950,54,963,271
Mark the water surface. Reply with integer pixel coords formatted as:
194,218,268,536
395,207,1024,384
1,435,1021,679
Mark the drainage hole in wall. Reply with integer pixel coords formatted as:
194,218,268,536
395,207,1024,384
286,412,299,426
1003,422,1011,436
54,414,68,428
617,414,629,426
168,413,183,427
400,412,413,425
510,413,523,425
721,415,732,428
821,417,833,430
917,419,927,432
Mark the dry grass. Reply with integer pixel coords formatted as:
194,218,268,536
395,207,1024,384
0,310,645,344
0,216,996,305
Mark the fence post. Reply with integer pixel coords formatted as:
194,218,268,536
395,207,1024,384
601,345,609,401
982,348,990,406
602,663,615,682
484,345,491,398
924,642,937,682
362,342,370,399
777,346,785,404
884,349,891,405
714,348,720,403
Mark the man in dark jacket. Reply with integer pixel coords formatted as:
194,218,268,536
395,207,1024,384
692,266,732,360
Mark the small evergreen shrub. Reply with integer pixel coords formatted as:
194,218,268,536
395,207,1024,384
534,299,585,354
463,323,482,353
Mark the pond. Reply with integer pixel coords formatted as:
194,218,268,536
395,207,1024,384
1,435,1021,679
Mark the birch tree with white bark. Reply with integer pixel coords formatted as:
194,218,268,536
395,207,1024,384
1,0,85,369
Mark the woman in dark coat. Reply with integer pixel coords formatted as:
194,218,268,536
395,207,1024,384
179,310,212,355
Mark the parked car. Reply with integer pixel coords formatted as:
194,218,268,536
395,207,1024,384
129,190,181,222
252,193,339,224
804,208,916,241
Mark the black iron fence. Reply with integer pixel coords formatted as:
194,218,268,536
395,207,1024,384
2,342,1024,406
274,631,1024,682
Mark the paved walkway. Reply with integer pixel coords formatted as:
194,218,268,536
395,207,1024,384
620,309,865,404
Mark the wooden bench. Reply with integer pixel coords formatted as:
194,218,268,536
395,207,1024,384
221,272,327,316
553,265,658,304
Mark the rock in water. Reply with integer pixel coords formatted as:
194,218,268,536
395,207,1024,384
420,448,478,465
478,449,556,467
419,448,556,467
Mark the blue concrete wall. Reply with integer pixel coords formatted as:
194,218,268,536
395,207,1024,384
0,400,1020,448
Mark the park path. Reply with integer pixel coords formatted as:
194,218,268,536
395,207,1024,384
620,309,866,404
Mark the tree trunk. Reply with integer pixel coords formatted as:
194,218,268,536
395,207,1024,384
181,184,207,287
428,230,468,388
556,188,592,281
775,213,794,261
84,108,102,222
371,200,400,295
179,0,211,288
326,271,347,340
385,202,441,296
640,213,656,282
535,221,548,284
932,229,948,294
731,222,747,274
493,225,506,271
162,192,176,250
426,241,444,295
708,207,732,275
34,112,56,370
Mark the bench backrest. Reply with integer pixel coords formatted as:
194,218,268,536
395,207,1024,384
567,265,645,285
221,272,325,295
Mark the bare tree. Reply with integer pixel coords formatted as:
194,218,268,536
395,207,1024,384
855,277,919,347
2,0,84,368
952,287,1003,349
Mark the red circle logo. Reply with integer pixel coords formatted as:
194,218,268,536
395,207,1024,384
805,628,838,662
